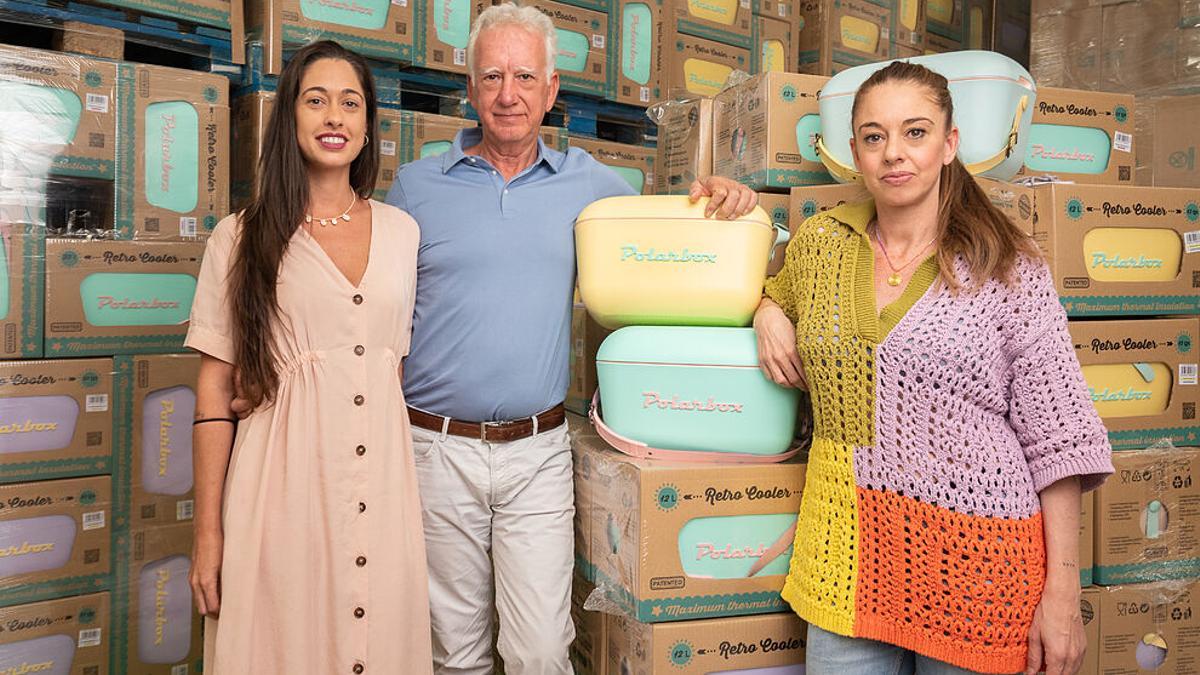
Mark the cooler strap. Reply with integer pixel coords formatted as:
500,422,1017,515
963,94,1029,175
588,391,801,465
814,133,864,184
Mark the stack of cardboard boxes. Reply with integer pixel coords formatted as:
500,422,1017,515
0,42,224,674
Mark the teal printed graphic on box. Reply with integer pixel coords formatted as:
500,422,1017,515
79,274,196,327
622,3,654,85
143,102,200,214
1026,125,1112,175
420,140,454,159
281,23,409,64
611,166,646,194
88,0,231,29
413,0,471,67
300,0,390,29
677,513,797,578
6,225,45,358
795,114,821,162
557,28,592,73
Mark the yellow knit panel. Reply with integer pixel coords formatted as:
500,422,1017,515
782,436,859,634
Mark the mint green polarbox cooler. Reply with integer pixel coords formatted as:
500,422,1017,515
816,50,1036,183
595,326,800,458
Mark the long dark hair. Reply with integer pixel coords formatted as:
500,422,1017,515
232,41,380,406
851,60,1040,290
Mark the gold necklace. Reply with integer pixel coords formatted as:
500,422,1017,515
872,224,936,287
305,194,357,227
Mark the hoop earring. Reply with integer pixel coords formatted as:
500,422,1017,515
363,134,369,146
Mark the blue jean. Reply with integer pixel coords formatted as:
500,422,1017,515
805,624,1013,675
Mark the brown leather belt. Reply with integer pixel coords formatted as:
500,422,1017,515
407,404,566,443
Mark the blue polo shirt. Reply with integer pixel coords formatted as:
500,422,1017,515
386,128,636,422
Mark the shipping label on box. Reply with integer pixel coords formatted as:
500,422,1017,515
44,239,204,356
0,358,113,484
414,0,475,74
248,0,413,75
114,354,199,528
399,110,477,165
1018,87,1136,186
713,72,831,191
1,224,46,358
1094,446,1200,584
752,15,794,73
1082,490,1095,586
116,63,229,241
570,137,655,195
1149,95,1200,189
606,612,806,673
1031,184,1200,316
609,0,664,106
522,0,609,97
662,28,750,99
797,0,893,76
0,591,111,675
654,97,714,195
1096,580,1200,675
118,523,201,675
1068,318,1200,450
0,476,112,607
667,0,754,49
574,433,806,622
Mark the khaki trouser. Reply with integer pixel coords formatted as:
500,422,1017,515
411,421,576,675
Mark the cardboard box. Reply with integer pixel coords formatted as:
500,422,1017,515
0,476,112,607
606,611,806,673
924,29,963,53
521,0,609,97
247,0,413,75
574,433,806,622
752,15,794,73
54,21,124,60
713,72,832,191
44,239,205,357
541,126,570,152
1093,447,1200,584
1144,95,1200,189
0,592,111,675
0,47,118,234
567,303,610,415
666,0,754,48
1080,586,1100,675
797,0,893,75
0,358,114,484
570,573,605,675
399,111,477,165
2,224,45,358
569,137,655,194
1017,87,1136,186
963,0,993,50
760,192,791,276
1095,580,1200,674
1030,184,1200,316
114,354,199,528
661,30,750,99
753,0,793,20
975,176,1036,235
414,0,478,74
653,97,714,196
1082,491,1095,587
117,523,201,675
1029,5,1102,90
894,0,927,51
1067,318,1200,451
117,63,230,240
609,0,665,105
926,0,961,39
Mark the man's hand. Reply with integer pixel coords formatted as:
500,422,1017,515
689,176,757,219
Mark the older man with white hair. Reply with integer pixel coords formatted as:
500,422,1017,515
386,4,756,673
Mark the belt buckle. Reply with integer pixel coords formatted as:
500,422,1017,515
479,421,495,442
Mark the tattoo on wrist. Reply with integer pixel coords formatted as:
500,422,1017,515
1058,561,1078,569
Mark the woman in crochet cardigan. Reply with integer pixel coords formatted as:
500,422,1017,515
752,61,1114,675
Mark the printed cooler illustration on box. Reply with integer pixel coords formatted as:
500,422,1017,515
0,592,110,675
662,32,749,98
116,523,201,674
606,612,807,673
247,0,413,75
44,240,204,356
1018,87,1135,185
610,0,662,105
668,0,753,49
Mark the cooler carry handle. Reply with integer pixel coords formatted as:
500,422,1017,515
588,391,801,465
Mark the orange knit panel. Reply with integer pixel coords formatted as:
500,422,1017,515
854,488,1046,674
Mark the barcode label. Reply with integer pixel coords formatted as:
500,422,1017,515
86,93,109,114
1181,364,1198,385
881,27,890,40
82,511,106,531
639,87,650,103
171,665,189,675
380,140,397,156
177,500,195,521
592,34,605,49
740,0,750,7
85,394,108,413
453,49,466,66
78,628,102,648
778,4,787,16
391,0,407,5
1185,231,1200,253
1113,131,1133,153
180,217,198,237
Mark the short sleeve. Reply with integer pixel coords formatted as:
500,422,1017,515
184,214,239,364
1007,263,1114,493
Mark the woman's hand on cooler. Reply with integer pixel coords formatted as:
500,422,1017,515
190,528,224,617
753,298,807,389
688,176,758,219
1025,571,1086,675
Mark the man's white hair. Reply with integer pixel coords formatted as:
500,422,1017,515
466,3,558,79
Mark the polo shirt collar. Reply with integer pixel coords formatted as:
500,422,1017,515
825,197,877,235
441,127,566,174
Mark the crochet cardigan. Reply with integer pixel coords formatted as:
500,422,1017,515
764,200,1113,673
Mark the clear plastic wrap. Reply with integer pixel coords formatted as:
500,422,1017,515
244,0,415,75
647,96,716,195
1093,578,1200,672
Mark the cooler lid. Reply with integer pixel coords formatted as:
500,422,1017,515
596,326,762,369
577,195,772,229
818,50,1035,101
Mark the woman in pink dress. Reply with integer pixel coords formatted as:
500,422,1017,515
185,40,432,674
